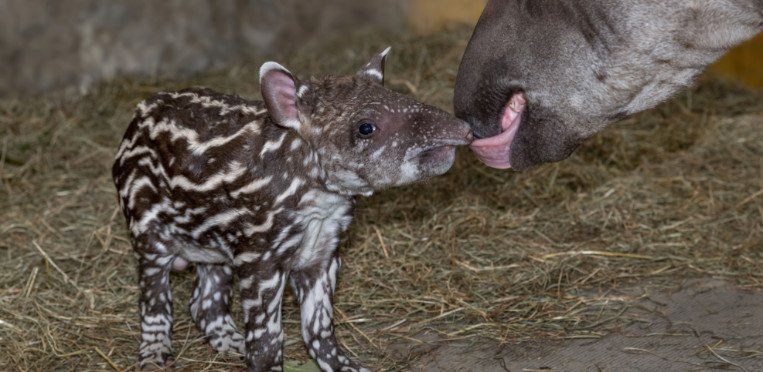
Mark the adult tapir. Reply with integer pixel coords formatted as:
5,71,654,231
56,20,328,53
455,0,763,169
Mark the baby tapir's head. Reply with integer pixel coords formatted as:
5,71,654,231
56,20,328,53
259,48,473,195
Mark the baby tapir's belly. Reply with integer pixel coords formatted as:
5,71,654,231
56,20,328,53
135,188,354,271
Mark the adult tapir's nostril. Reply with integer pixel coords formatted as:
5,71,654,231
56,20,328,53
461,117,489,139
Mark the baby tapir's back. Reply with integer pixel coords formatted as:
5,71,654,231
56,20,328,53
112,87,318,263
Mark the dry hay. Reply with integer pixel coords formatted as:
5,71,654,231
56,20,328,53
1,26,762,371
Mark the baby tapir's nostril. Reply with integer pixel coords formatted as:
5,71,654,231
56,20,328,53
465,131,474,142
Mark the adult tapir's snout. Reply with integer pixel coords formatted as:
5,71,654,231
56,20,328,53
453,50,585,170
453,0,595,170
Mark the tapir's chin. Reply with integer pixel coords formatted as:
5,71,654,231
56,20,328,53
418,145,457,176
469,92,526,169
409,126,472,178
390,146,456,188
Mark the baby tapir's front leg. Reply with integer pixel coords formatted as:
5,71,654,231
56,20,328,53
291,255,366,372
236,255,288,372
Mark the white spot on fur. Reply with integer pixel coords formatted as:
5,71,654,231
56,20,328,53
297,85,309,98
370,145,387,160
259,271,281,292
398,160,420,184
280,118,301,131
260,132,287,157
230,176,273,198
234,252,262,267
364,69,383,81
239,276,255,290
244,208,284,236
169,161,247,193
274,178,304,205
191,208,249,239
290,138,303,151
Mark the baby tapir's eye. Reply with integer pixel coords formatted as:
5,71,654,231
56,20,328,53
357,121,377,138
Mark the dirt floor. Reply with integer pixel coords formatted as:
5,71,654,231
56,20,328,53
1,27,762,371
402,279,763,371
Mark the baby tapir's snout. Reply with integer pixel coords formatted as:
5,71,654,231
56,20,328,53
387,100,474,184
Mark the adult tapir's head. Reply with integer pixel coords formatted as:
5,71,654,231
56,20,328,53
454,0,762,170
261,48,473,195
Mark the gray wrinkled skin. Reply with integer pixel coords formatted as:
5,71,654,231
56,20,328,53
455,0,763,169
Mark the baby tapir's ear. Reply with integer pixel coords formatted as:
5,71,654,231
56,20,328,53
356,46,390,85
260,62,302,131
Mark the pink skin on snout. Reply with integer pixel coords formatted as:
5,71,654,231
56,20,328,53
469,93,526,169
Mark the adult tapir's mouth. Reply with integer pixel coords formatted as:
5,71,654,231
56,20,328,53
469,92,526,169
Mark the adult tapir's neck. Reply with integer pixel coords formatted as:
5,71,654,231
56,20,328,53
499,0,763,51
665,0,762,50
597,0,762,115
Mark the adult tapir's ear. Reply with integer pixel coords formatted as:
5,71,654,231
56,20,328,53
356,46,390,85
260,61,302,131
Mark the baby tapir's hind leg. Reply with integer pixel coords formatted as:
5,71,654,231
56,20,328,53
291,256,366,372
137,251,175,369
189,264,246,354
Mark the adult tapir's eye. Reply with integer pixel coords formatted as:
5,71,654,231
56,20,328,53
357,121,377,137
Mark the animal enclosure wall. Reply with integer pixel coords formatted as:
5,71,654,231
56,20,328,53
2,0,759,97
0,0,407,97
0,0,487,98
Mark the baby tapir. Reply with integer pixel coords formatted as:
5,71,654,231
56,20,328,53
112,48,472,371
